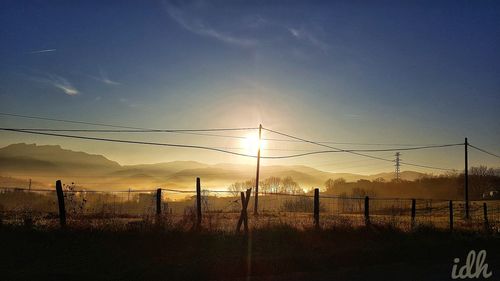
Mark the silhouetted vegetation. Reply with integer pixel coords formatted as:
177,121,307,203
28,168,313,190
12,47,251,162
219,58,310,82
323,166,500,200
0,223,498,281
281,196,325,212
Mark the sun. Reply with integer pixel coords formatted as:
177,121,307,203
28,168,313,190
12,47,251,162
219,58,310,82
241,134,266,154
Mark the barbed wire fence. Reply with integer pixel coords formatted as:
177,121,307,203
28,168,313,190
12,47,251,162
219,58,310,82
1,182,498,233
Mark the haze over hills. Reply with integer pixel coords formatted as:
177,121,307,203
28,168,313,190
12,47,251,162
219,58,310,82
0,143,427,190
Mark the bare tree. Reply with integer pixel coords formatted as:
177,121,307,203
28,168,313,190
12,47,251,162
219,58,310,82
228,179,255,197
325,177,347,193
324,179,335,193
228,182,244,197
281,176,303,194
262,177,281,194
469,165,499,198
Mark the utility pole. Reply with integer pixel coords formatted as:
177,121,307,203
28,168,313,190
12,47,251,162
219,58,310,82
465,137,469,219
254,124,262,215
394,152,401,182
28,178,32,191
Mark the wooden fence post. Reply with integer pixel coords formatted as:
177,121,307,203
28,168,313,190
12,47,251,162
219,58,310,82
449,200,453,232
313,188,320,229
156,188,162,216
364,196,370,226
196,177,202,229
237,188,252,233
411,199,416,229
55,180,66,228
483,203,489,230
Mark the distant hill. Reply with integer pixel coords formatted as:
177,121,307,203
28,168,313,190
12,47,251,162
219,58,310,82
0,143,427,190
0,143,121,175
368,171,425,181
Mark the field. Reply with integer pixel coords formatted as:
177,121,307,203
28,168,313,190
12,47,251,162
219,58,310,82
1,187,499,233
1,223,499,281
0,188,500,232
1,187,500,280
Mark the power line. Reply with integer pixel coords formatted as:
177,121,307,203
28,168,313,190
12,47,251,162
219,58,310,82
0,128,463,161
0,128,461,168
1,127,458,149
0,128,260,158
337,143,462,152
262,127,456,171
0,127,463,152
468,144,500,159
260,137,447,147
1,127,456,147
0,112,257,132
0,112,153,130
1,112,456,147
141,131,248,139
262,127,406,162
261,146,462,158
0,128,252,141
0,128,354,160
0,113,467,167
0,128,258,133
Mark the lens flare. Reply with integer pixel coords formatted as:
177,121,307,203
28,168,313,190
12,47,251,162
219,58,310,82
241,134,265,154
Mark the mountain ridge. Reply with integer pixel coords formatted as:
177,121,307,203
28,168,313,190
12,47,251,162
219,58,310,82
0,143,427,190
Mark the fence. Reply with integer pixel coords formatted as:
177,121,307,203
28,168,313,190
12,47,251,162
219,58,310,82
0,178,499,233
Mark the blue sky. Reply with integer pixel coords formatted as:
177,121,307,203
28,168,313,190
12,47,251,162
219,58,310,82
0,0,499,173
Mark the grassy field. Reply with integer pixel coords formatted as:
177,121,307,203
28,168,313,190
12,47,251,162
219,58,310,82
1,224,499,281
2,189,499,233
2,189,499,280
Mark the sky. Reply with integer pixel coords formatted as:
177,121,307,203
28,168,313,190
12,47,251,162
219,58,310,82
0,0,499,175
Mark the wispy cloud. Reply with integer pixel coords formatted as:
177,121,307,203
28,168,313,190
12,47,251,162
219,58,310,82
163,1,328,55
28,49,57,54
48,74,79,96
91,69,120,85
164,2,258,47
31,73,79,96
288,27,329,51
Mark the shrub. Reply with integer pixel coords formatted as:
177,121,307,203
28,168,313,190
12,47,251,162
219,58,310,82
281,197,324,212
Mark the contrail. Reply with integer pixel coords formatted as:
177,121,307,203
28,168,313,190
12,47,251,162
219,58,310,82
28,49,57,54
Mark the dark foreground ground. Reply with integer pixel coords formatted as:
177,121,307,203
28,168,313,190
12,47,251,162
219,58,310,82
0,224,499,281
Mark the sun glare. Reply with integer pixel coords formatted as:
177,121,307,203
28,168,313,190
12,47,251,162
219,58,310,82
241,134,266,154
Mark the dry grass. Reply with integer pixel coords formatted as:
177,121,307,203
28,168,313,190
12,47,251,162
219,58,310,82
0,221,498,281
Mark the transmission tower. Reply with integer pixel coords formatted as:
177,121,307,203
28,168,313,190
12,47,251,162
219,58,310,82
395,152,401,181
